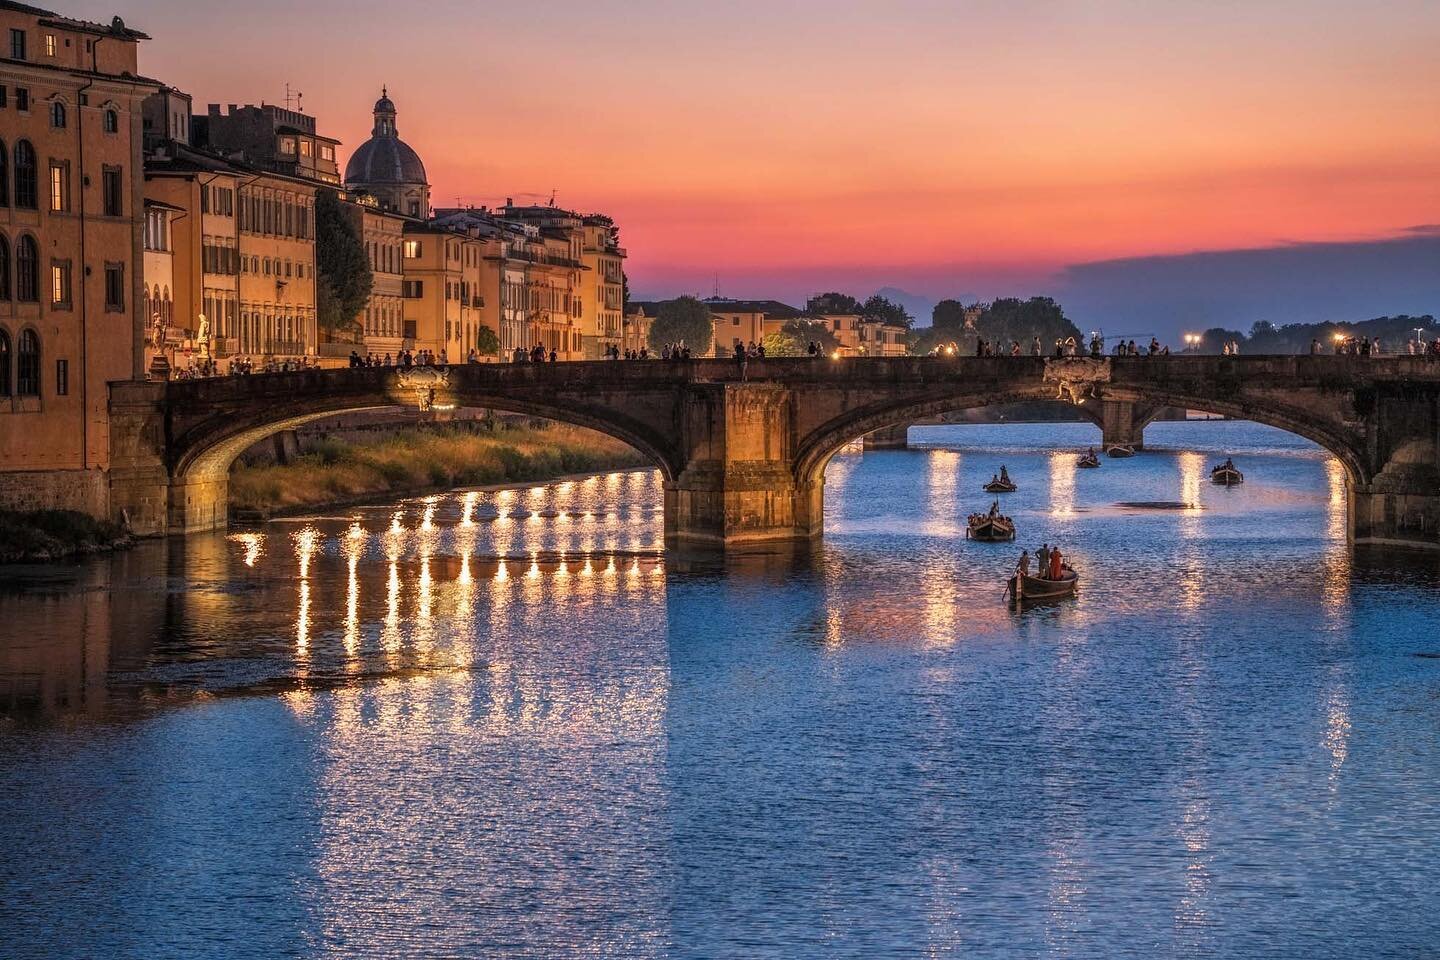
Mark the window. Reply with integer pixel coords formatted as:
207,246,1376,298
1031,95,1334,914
50,260,70,307
15,88,28,112
16,236,37,302
55,358,67,395
0,140,7,209
0,329,8,396
10,29,26,61
44,34,55,57
299,139,312,158
16,329,39,396
402,280,423,298
103,108,118,134
50,100,64,128
0,87,6,108
101,165,122,216
104,262,124,312
319,144,334,161
13,141,35,209
278,137,295,155
0,236,8,299
48,162,68,212
404,240,421,259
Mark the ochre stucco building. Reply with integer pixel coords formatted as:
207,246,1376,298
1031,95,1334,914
0,4,157,515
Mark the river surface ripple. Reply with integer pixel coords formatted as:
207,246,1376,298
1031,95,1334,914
2,421,1439,959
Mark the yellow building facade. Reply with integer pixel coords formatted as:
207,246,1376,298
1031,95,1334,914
0,5,157,515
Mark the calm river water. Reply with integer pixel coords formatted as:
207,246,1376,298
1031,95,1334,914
3,421,1439,959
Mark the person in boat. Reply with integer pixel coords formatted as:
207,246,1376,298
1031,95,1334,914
988,472,999,486
1049,544,1064,581
999,466,1011,484
1087,446,1097,457
1223,457,1234,470
1016,549,1031,578
1037,544,1051,579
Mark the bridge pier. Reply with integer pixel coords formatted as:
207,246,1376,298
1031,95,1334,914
664,382,822,548
862,422,911,450
1098,399,1147,450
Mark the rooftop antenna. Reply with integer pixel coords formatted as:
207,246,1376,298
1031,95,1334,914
713,274,720,298
284,82,303,112
548,189,557,207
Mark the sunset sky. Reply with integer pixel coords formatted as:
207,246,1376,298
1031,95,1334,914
81,0,1440,330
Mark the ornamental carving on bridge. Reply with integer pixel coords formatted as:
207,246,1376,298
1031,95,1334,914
1043,357,1111,405
393,366,451,412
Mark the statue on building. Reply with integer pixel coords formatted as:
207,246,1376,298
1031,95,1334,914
196,313,212,359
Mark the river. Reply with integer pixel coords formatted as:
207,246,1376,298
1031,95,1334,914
2,421,1438,958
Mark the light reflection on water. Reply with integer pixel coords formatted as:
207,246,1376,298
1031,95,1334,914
2,424,1440,957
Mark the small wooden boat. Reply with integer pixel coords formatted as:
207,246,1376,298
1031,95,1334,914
966,513,1016,541
1008,567,1079,604
1077,451,1101,468
983,467,1017,493
1211,463,1244,485
1106,444,1135,459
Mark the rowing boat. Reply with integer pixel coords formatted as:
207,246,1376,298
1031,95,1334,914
1105,444,1135,458
1008,567,1078,604
983,478,1018,493
967,515,1016,541
1211,464,1244,485
1077,452,1100,468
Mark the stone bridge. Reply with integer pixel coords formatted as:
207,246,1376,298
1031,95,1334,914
108,356,1440,551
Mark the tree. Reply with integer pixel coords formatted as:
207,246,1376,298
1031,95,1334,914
862,294,913,328
647,296,714,354
476,325,500,356
314,189,373,335
975,297,1079,347
762,331,802,357
931,299,969,332
807,292,861,315
780,319,840,355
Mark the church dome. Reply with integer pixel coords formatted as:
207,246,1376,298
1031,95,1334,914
344,88,428,187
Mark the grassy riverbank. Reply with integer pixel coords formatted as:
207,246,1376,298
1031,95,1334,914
228,422,651,516
0,510,133,563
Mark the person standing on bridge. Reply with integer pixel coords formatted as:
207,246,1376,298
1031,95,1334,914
1031,336,1043,356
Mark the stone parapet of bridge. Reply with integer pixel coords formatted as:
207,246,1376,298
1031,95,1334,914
99,356,1440,551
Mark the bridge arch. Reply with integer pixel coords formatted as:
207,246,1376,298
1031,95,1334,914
147,367,687,533
795,384,1370,494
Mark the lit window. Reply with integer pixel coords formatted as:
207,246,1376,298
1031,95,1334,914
403,240,421,258
44,34,55,57
278,137,295,154
50,261,70,306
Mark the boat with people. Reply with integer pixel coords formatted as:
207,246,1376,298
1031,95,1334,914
1006,545,1078,604
1211,458,1244,485
967,500,1016,541
1077,447,1101,468
1105,443,1135,459
983,465,1018,493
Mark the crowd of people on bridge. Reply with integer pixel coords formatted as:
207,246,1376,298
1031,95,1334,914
1311,335,1440,357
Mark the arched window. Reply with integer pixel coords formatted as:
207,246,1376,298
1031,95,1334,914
0,328,10,396
16,235,38,302
16,329,39,396
162,286,171,323
0,139,8,208
0,235,9,301
103,109,118,134
50,101,65,129
13,141,36,209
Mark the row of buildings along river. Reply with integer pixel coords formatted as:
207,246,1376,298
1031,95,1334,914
0,0,908,519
